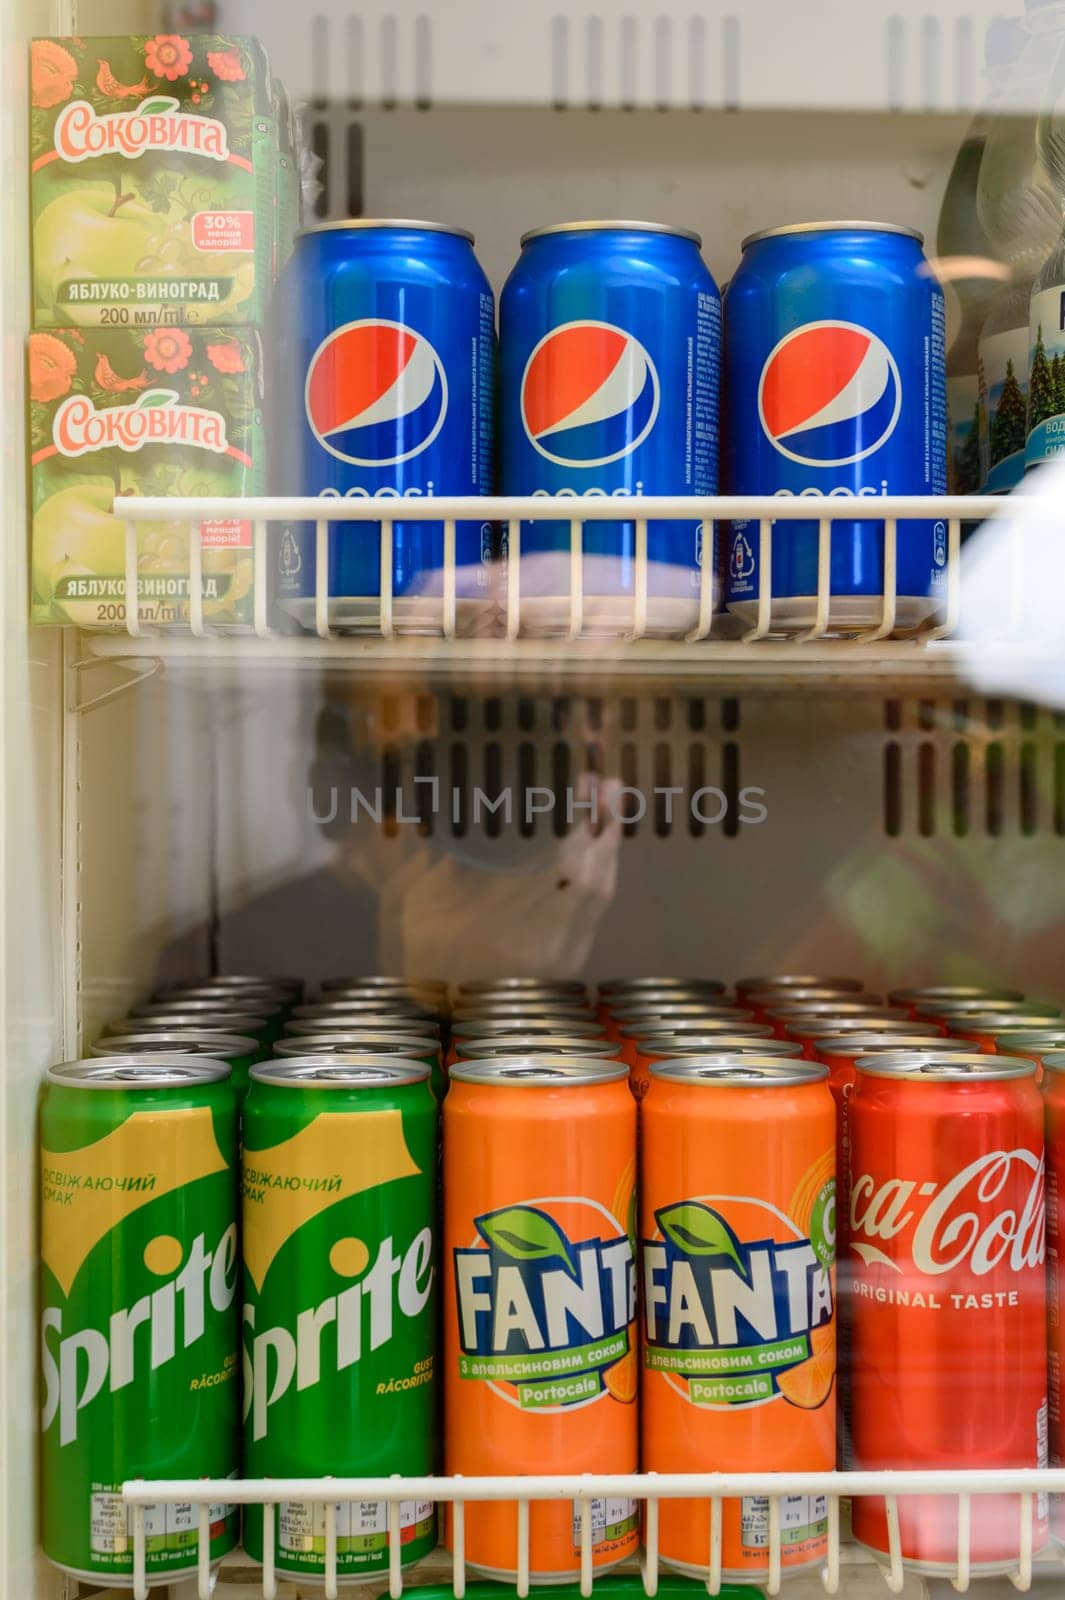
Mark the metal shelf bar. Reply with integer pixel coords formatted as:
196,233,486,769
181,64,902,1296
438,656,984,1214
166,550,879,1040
123,1470,1065,1600
96,497,1027,677
123,1468,1065,1504
116,495,1014,522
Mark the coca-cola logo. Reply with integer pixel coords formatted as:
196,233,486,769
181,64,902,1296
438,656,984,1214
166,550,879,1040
849,1149,1045,1277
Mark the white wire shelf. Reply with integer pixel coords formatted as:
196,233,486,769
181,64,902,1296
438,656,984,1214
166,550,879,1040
73,494,1042,691
120,1469,1065,1600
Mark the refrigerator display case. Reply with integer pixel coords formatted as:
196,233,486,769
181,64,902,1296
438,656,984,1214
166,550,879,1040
7,1,1065,1597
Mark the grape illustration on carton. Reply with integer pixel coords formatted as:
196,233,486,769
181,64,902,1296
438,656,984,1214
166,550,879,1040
30,34,275,327
29,326,264,629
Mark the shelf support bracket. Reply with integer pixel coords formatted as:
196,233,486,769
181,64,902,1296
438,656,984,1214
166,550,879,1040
69,654,162,715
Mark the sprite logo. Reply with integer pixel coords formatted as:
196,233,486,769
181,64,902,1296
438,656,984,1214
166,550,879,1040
55,96,230,164
642,1192,835,1409
41,1223,238,1446
453,1201,635,1410
54,390,229,457
243,1228,434,1442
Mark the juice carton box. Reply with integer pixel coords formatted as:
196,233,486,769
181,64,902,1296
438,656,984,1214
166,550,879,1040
30,34,275,327
30,326,264,629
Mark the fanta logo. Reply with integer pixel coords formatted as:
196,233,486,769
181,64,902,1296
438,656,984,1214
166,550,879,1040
243,1229,433,1442
643,1195,835,1410
758,321,902,468
520,321,659,468
41,1225,238,1447
453,1201,635,1410
849,1149,1045,1277
305,320,447,467
54,391,228,457
55,96,229,163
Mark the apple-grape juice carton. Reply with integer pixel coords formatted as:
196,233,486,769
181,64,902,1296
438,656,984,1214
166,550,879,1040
30,326,263,628
31,34,274,327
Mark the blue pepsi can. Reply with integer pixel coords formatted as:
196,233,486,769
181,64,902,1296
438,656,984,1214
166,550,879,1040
723,222,948,631
501,221,721,636
272,220,495,633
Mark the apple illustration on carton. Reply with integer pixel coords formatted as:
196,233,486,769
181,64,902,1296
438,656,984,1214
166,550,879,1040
29,327,264,630
30,35,276,328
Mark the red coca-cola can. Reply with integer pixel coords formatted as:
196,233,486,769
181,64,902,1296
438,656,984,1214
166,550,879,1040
888,985,1025,1020
790,1014,948,1061
1042,1053,1065,1539
816,1036,970,1472
765,1001,910,1042
848,1051,1048,1574
952,1015,1065,1062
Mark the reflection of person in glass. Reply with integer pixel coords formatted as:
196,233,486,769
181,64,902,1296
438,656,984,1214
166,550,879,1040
158,685,625,985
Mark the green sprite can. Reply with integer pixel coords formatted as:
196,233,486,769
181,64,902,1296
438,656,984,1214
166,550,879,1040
92,1033,260,1095
290,998,441,1029
272,1035,445,1098
155,975,305,1003
157,985,294,1022
109,1008,273,1053
131,996,286,1049
242,1057,438,1581
284,1012,443,1042
40,1058,240,1585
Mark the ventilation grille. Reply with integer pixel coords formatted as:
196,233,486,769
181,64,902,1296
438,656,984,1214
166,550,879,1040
244,5,996,117
884,699,1065,840
315,693,745,841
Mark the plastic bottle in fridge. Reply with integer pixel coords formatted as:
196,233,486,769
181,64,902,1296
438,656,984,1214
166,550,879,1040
1024,8,1065,472
937,18,1023,493
976,2,1065,490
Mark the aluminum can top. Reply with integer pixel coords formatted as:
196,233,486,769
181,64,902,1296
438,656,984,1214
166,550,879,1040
521,218,701,246
742,219,923,249
855,1051,1038,1081
93,1032,255,1055
450,1056,628,1087
892,984,1025,1006
818,1032,970,1057
643,1034,802,1056
47,1056,230,1087
250,1056,430,1088
737,974,863,996
299,216,474,242
649,1056,827,1086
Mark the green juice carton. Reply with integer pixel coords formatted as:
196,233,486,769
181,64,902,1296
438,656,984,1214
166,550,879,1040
31,34,275,327
30,325,264,628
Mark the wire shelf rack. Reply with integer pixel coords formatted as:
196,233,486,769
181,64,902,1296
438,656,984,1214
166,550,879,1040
104,493,995,644
120,1468,1065,1600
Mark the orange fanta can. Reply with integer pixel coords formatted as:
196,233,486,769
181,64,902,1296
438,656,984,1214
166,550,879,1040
444,1056,638,1580
641,1056,836,1582
629,1029,796,1101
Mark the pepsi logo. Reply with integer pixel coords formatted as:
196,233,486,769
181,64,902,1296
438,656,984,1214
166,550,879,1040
305,319,447,467
758,321,902,468
520,320,660,468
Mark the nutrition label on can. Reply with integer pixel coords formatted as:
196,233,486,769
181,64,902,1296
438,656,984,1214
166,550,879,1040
89,1492,232,1556
279,1499,435,1557
570,1497,639,1550
692,290,722,489
741,1494,828,1552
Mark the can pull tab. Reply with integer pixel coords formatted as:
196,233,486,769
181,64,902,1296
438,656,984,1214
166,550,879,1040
694,1065,766,1080
500,1065,570,1078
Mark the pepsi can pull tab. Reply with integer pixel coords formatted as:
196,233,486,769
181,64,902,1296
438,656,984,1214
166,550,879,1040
272,220,496,634
501,221,721,636
724,222,948,632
